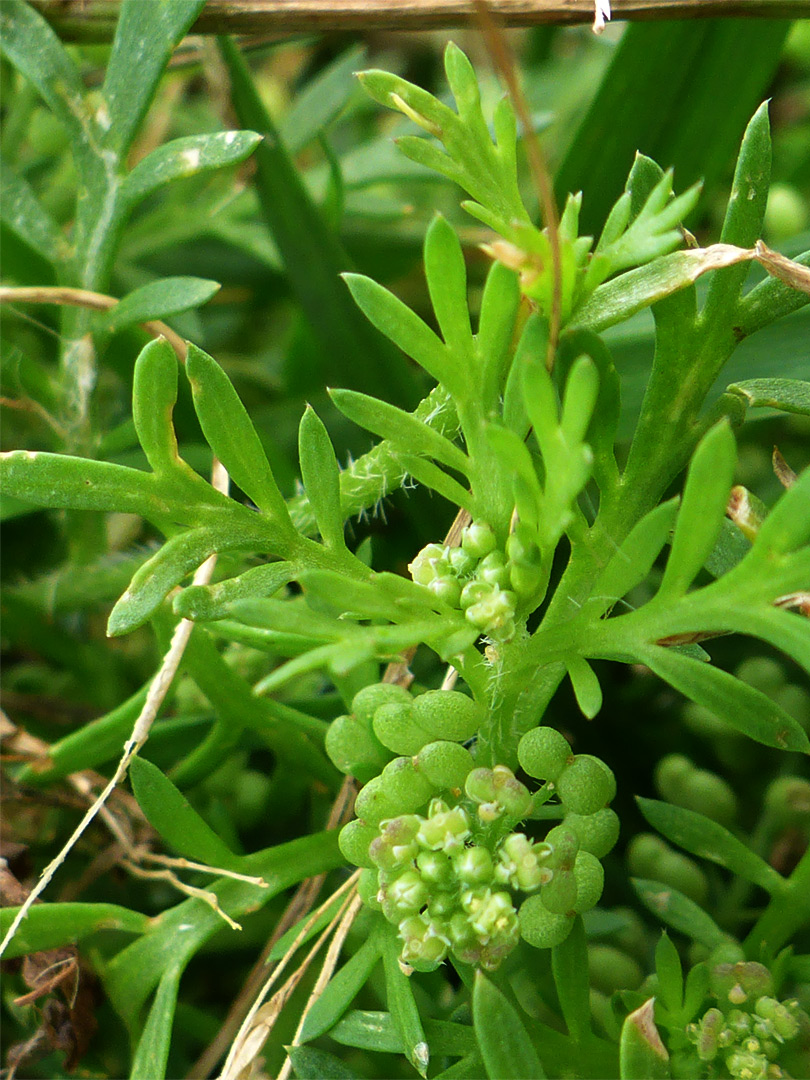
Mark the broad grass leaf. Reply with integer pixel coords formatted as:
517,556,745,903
656,421,736,599
298,406,345,550
637,798,786,895
552,916,591,1040
633,878,727,949
473,972,547,1079
96,277,220,335
129,757,240,869
123,131,262,206
0,902,148,960
299,930,383,1042
328,1011,475,1057
130,963,182,1080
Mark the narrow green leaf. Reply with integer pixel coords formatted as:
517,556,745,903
130,963,182,1080
424,214,474,359
96,277,220,334
132,338,182,477
589,498,679,616
298,406,346,550
704,518,751,578
0,164,69,263
173,562,292,621
398,453,473,512
552,916,592,1041
123,131,262,206
299,570,412,623
635,644,810,753
736,251,810,338
657,422,736,600
0,902,149,960
636,797,787,895
478,261,521,411
633,878,728,949
749,466,810,558
724,607,810,677
433,1054,486,1080
473,973,547,1080
0,0,86,141
619,999,671,1079
288,1046,361,1080
300,930,383,1042
654,934,684,1015
185,343,292,526
280,44,365,156
727,378,810,417
102,0,206,157
129,756,241,869
329,1011,476,1057
330,388,470,476
381,930,430,1076
343,273,456,390
568,657,602,720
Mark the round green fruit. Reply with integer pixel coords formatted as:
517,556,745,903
414,741,475,791
565,808,620,858
412,690,484,742
519,895,574,949
518,726,572,782
556,754,616,815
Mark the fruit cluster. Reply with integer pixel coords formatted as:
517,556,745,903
684,961,809,1079
330,684,619,970
407,520,543,642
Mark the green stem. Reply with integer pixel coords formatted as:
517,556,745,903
744,845,810,959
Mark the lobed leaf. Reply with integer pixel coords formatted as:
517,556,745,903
424,214,475,359
726,378,810,417
589,498,679,617
173,562,293,621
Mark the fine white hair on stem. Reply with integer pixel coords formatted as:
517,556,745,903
0,457,230,960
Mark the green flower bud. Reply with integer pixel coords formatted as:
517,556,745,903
416,849,454,886
380,757,435,813
460,579,491,610
409,543,449,586
518,726,573,782
417,804,471,852
428,575,463,606
492,765,533,818
414,740,475,792
763,776,810,829
465,767,497,804
369,815,421,871
695,1007,725,1062
325,713,391,782
383,869,429,917
565,808,620,858
455,845,494,885
572,851,604,913
656,754,738,827
557,754,616,815
358,867,383,910
352,682,412,725
339,819,378,868
543,825,579,869
710,962,774,1007
519,895,574,949
465,587,517,633
427,890,457,919
540,868,577,915
462,520,496,558
447,911,480,964
355,775,401,825
477,551,509,588
373,702,428,755
412,690,484,742
495,833,551,891
587,945,644,995
399,914,448,971
448,546,477,577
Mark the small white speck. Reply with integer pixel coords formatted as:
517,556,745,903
180,148,201,171
177,923,193,931
224,131,237,145
96,102,111,130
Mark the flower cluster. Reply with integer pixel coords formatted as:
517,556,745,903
685,962,809,1079
408,520,543,642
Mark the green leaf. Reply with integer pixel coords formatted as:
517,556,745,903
589,498,679,616
129,756,241,869
552,916,592,1041
101,0,206,158
280,44,366,155
657,422,736,600
288,1046,362,1080
381,930,430,1076
568,657,602,720
473,973,547,1079
397,453,473,512
123,131,263,206
636,797,787,895
424,214,474,359
634,644,810,753
0,902,149,959
130,963,182,1080
300,930,383,1042
185,343,292,526
619,999,671,1080
132,338,183,477
0,164,69,263
632,879,727,949
329,388,470,476
654,934,683,1015
0,0,87,141
298,406,346,550
478,261,521,412
749,466,810,557
343,273,456,391
96,277,220,334
173,562,293,621
727,378,810,417
329,1011,476,1057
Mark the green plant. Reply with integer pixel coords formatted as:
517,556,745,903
1,5,809,1079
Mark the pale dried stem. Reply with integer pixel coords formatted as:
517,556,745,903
122,860,243,930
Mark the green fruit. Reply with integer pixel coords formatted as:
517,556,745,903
654,754,694,802
540,868,577,915
373,702,429,755
588,945,644,994
565,809,620,858
380,757,435,813
543,825,579,869
338,820,378,868
763,775,810,828
412,690,484,742
358,868,382,910
492,765,533,819
414,741,475,791
352,682,412,725
462,520,496,558
325,713,391,782
655,754,737,827
518,726,572,781
465,767,498,804
627,833,709,906
519,895,574,949
354,775,402,825
556,754,616,815
572,851,604,913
